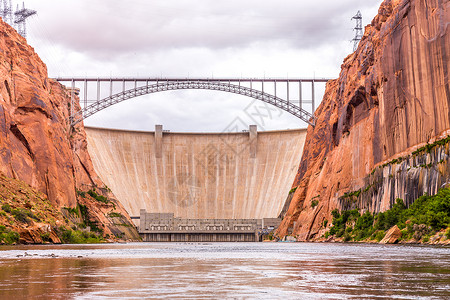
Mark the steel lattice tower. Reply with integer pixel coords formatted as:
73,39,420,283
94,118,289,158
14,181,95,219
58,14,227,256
0,1,35,38
14,2,36,38
0,0,13,24
351,10,363,52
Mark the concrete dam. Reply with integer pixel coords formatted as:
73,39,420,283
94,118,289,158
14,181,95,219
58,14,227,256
85,126,307,239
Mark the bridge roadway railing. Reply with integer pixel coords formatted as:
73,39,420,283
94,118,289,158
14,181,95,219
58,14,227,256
55,77,331,127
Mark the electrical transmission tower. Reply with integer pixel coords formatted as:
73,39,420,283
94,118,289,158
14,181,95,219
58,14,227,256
14,2,36,38
351,10,363,52
1,0,13,24
0,1,35,38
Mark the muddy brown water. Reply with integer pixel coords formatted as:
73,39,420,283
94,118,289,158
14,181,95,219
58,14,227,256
0,242,448,299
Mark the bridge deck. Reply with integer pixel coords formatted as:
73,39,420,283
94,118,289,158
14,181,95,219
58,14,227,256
56,77,332,127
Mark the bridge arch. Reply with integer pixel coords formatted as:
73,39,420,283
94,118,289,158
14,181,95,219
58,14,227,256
58,78,330,127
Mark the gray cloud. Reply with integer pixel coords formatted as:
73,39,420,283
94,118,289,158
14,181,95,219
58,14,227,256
28,0,381,56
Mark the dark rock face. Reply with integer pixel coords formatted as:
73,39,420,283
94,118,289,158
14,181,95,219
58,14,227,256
0,19,138,240
338,142,450,214
278,0,450,240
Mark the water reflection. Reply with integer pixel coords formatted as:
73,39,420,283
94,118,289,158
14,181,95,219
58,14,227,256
0,243,448,299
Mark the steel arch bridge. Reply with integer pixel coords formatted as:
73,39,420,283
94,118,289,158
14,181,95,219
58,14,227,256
55,77,331,127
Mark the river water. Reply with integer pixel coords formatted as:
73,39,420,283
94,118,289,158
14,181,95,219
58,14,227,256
0,242,448,299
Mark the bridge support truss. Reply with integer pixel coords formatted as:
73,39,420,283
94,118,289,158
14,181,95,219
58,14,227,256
55,77,331,127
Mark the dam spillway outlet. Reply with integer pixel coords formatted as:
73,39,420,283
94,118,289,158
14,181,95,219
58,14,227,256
85,125,307,223
139,211,281,242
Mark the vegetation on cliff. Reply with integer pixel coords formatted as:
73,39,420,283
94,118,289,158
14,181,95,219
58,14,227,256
0,172,137,244
324,187,450,243
0,173,63,244
365,135,450,178
57,226,104,244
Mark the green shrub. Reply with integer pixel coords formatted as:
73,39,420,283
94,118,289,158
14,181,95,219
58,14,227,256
11,208,30,223
5,231,19,244
372,230,386,242
311,200,319,208
113,223,132,227
58,227,103,244
336,227,345,238
354,227,375,241
412,135,450,155
329,209,359,238
402,189,450,230
374,199,405,231
64,206,80,217
108,212,124,218
87,189,97,198
355,211,374,231
446,228,450,239
343,233,352,242
87,190,109,204
78,204,103,233
61,229,78,243
399,228,411,241
11,208,39,223
342,189,361,199
76,190,86,198
40,232,51,242
353,212,376,241
78,204,88,219
2,203,11,213
0,227,19,244
363,185,372,193
331,209,340,219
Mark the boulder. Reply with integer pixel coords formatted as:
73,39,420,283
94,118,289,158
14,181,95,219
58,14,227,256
380,225,402,244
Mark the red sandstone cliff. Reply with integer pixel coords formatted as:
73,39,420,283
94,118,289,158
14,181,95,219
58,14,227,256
0,18,139,241
278,0,450,240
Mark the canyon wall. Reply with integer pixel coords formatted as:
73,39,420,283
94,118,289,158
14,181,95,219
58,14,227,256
278,0,450,240
0,18,138,240
85,127,307,220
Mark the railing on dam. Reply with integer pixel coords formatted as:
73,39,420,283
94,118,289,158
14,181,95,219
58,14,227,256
139,210,281,242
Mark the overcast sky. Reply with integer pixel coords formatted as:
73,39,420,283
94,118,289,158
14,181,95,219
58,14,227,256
21,0,383,132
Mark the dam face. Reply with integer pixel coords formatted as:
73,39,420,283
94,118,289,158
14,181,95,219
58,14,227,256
85,126,307,220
